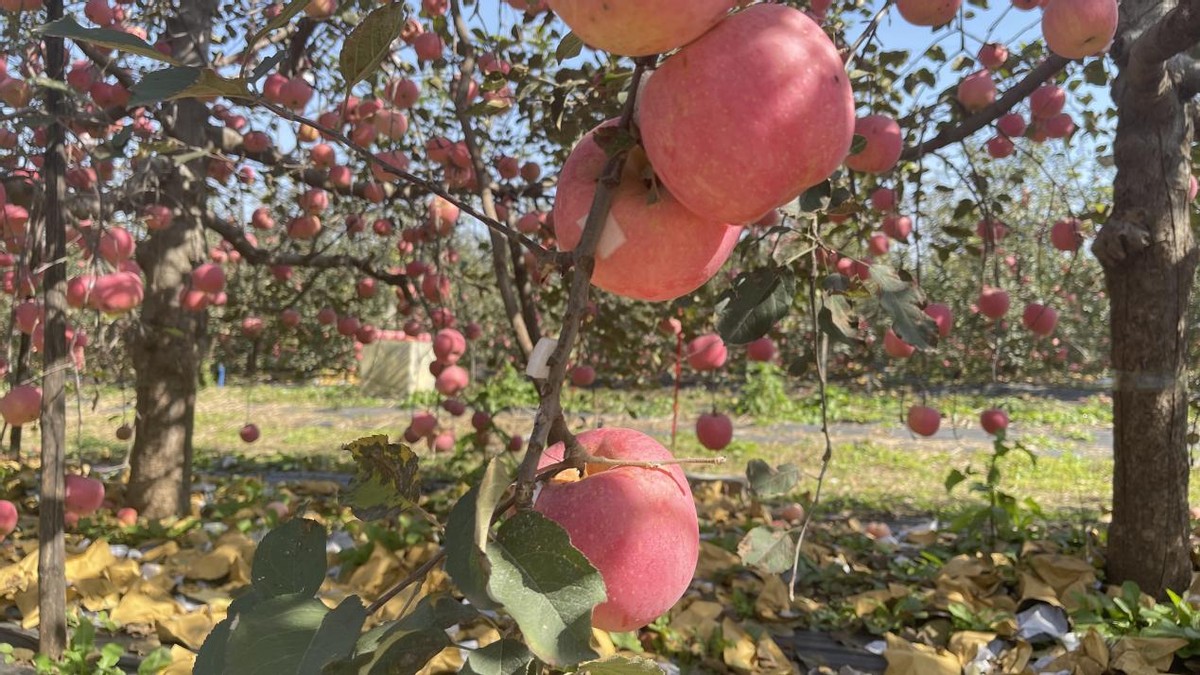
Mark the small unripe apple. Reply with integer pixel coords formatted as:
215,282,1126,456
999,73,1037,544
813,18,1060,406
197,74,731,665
980,409,1009,435
696,412,733,450
907,405,940,437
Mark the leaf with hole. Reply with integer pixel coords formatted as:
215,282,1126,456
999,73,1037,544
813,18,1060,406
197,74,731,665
737,526,796,574
251,518,327,599
746,459,801,498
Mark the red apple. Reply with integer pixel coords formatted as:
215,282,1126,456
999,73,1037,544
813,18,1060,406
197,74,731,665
977,42,1008,70
65,474,105,516
882,214,913,242
907,405,940,437
1042,0,1116,59
868,232,890,256
870,187,897,211
845,114,903,174
115,424,132,440
1051,218,1083,251
957,70,996,112
977,287,1010,319
115,506,137,526
0,499,16,539
883,329,915,358
923,303,953,337
696,412,733,450
746,337,776,362
1029,84,1065,120
570,365,597,387
0,385,40,426
435,365,470,396
534,427,699,632
240,423,260,443
639,4,854,224
986,135,1015,158
997,112,1027,138
980,409,1009,435
1022,302,1058,336
191,263,225,294
686,334,727,371
433,328,467,364
412,412,438,437
547,0,734,56
553,121,741,301
896,0,961,25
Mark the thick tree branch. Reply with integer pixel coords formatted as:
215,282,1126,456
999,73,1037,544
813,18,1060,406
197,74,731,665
512,58,651,510
1126,0,1200,93
900,55,1070,161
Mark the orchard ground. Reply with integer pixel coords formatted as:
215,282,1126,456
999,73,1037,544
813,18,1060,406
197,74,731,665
24,379,1146,516
0,377,1189,673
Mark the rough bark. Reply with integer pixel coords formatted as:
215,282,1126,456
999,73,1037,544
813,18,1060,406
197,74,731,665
1096,0,1200,596
126,0,216,518
37,0,68,655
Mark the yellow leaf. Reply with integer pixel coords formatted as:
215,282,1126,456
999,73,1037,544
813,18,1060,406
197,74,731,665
64,540,115,582
669,599,724,640
73,577,120,612
882,633,960,675
157,611,219,650
160,645,197,675
111,580,179,625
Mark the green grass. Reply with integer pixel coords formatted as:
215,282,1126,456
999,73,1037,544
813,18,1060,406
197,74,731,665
15,380,1148,522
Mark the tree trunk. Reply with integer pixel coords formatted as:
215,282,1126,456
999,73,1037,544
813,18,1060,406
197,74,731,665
1095,0,1199,596
37,0,68,654
126,1,216,519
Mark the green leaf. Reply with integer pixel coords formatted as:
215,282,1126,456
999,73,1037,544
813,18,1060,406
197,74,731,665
461,639,537,675
193,617,233,675
251,518,328,599
737,526,796,574
798,181,832,213
745,459,801,499
296,595,367,675
579,655,665,674
445,487,496,610
716,267,796,345
486,511,606,667
245,0,311,66
818,294,860,345
363,628,449,675
869,264,937,350
555,32,584,62
130,67,252,106
944,468,967,493
37,16,181,64
849,134,868,155
342,435,421,521
224,595,331,675
339,3,407,89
